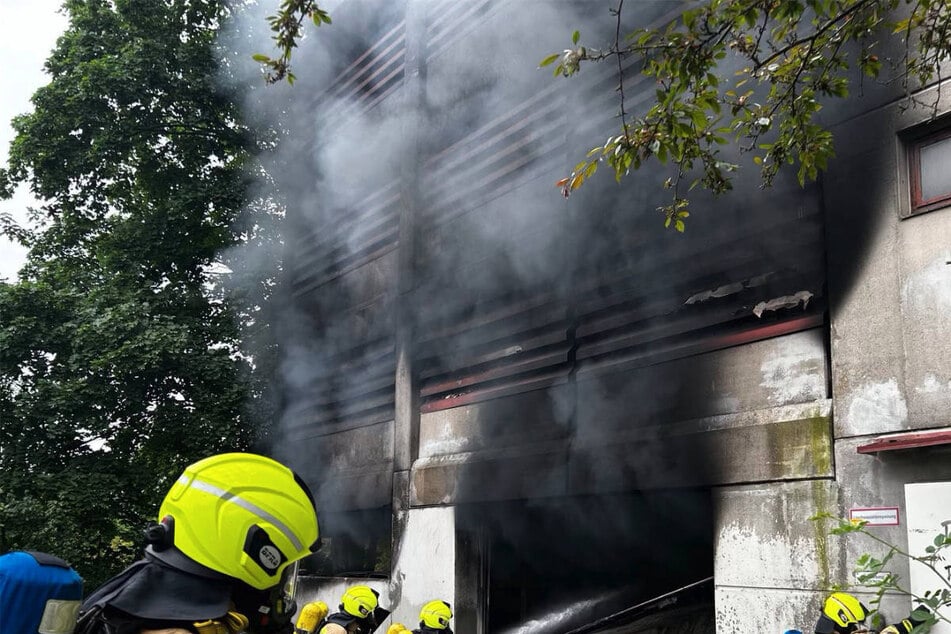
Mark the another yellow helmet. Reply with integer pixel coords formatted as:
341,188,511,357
155,452,320,590
340,585,379,619
815,592,868,633
419,600,452,630
823,592,867,627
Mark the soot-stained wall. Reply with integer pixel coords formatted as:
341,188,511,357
220,1,951,631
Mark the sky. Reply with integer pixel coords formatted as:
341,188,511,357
0,1,68,282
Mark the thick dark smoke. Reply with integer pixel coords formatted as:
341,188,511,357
213,0,877,628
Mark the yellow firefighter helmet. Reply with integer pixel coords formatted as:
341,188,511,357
419,600,452,629
822,592,867,627
157,452,319,590
340,585,379,619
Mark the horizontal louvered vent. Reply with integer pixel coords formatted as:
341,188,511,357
283,340,396,438
416,293,571,412
320,19,406,126
425,0,495,61
291,182,400,293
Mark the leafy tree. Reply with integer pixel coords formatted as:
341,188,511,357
0,0,278,589
542,0,951,228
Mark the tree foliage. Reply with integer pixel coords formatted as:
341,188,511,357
0,0,278,589
816,514,951,632
253,0,331,84
543,0,951,228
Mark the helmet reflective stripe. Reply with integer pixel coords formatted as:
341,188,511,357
38,599,81,634
184,476,305,551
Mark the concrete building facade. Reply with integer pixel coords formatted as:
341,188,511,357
273,1,951,631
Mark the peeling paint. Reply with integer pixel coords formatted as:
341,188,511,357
753,290,814,317
684,273,773,305
846,379,908,431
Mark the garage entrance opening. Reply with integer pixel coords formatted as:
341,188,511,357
458,490,713,633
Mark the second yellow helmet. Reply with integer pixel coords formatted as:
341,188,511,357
341,585,380,619
419,600,452,630
823,592,867,627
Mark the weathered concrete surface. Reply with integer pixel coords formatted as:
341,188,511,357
825,82,951,437
412,328,830,504
576,329,828,432
715,481,843,591
897,209,951,426
714,480,870,633
419,386,571,459
833,437,951,583
412,399,832,503
714,436,951,632
716,587,826,634
716,586,912,634
569,401,833,493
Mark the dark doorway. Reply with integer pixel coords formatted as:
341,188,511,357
458,490,713,633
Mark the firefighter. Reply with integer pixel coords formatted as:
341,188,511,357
386,599,452,634
317,585,385,634
414,600,452,634
879,605,931,634
813,592,869,634
76,452,320,634
0,550,83,634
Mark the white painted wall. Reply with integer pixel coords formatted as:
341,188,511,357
905,482,951,633
389,506,456,628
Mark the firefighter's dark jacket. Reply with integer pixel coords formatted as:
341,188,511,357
318,612,377,634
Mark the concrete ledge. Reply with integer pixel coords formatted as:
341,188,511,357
409,402,833,504
410,441,568,505
569,400,833,492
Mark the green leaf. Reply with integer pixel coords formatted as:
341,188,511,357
539,53,560,68
252,53,271,62
572,30,580,44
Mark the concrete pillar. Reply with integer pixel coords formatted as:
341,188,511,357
388,507,457,627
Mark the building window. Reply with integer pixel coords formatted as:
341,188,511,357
907,126,951,216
